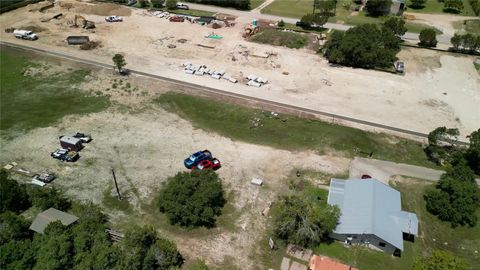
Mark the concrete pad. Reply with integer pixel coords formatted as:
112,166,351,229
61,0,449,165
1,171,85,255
280,257,291,270
290,261,308,270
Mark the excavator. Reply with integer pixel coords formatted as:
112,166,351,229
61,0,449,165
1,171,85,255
73,15,95,29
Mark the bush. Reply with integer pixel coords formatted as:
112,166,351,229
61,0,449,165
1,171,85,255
365,0,392,16
157,170,225,227
166,0,177,10
409,0,427,8
0,171,30,213
470,0,480,15
412,250,468,270
424,161,480,227
28,186,71,211
277,20,285,27
273,195,339,247
324,24,400,69
419,28,438,47
443,0,464,13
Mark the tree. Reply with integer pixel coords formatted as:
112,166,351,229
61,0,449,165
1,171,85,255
462,33,478,53
112,53,126,73
424,161,480,227
412,250,468,270
365,0,392,16
419,28,438,47
382,17,407,39
273,195,339,247
301,13,329,27
316,0,337,16
0,170,30,213
33,221,74,270
28,186,71,211
139,0,148,8
451,33,462,51
151,0,165,8
0,211,32,244
443,0,464,13
410,0,427,8
165,0,177,10
0,239,36,270
465,129,480,175
324,24,400,69
157,170,225,227
119,225,183,270
424,127,460,165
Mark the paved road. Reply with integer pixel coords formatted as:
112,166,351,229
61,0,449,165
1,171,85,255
1,41,470,145
350,157,480,185
186,2,452,45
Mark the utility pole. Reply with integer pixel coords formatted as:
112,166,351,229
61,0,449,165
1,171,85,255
111,168,122,200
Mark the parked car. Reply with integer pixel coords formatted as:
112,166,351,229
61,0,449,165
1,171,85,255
184,150,212,169
51,149,79,162
176,3,189,10
193,158,221,171
73,132,92,143
361,174,372,179
394,61,405,74
169,16,185,22
295,21,311,28
105,15,123,22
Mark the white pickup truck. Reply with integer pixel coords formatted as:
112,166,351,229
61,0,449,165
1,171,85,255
105,15,123,22
13,30,38,40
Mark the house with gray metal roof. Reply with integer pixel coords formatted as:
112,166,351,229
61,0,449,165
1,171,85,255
29,208,79,234
327,178,418,255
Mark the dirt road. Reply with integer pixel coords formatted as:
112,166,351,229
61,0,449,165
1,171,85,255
350,157,480,185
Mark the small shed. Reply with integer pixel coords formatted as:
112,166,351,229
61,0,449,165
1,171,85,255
66,36,90,45
60,136,83,151
29,208,79,234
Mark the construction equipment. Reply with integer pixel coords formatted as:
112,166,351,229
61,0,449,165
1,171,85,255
73,15,95,29
243,24,259,37
13,29,38,40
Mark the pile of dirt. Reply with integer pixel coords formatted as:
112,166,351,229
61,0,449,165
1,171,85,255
74,2,131,16
20,25,48,32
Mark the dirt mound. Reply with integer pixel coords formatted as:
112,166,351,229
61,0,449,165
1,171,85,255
74,2,131,16
21,25,48,32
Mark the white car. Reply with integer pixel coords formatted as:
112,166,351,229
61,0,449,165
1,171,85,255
176,3,189,10
105,16,123,22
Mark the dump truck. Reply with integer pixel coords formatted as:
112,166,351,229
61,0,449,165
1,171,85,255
13,30,38,40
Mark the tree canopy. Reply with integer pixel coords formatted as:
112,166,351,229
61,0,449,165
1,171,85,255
324,24,400,69
424,161,480,227
419,28,438,47
112,53,126,73
365,0,392,16
0,170,30,213
412,250,468,270
157,170,226,227
382,17,407,39
273,195,339,247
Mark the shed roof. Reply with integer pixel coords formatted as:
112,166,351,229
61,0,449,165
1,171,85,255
327,179,418,251
29,208,78,234
309,255,359,270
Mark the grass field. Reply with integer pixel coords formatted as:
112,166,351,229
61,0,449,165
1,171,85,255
406,0,476,16
251,28,308,48
250,0,265,9
259,179,480,270
0,47,110,139
156,93,434,167
453,19,480,35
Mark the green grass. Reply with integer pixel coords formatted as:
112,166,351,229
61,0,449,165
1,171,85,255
250,0,265,9
155,93,434,167
0,47,110,139
251,28,308,49
406,0,476,16
405,21,443,34
453,19,480,35
261,0,314,18
167,8,215,17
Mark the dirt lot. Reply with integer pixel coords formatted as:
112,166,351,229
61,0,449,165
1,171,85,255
0,0,478,140
0,62,349,268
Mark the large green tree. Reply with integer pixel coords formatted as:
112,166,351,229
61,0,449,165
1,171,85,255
382,17,407,39
324,24,400,69
424,126,460,165
365,0,392,16
419,28,438,47
157,170,226,227
465,129,480,175
0,211,32,244
424,161,480,227
273,195,339,247
0,170,30,213
28,186,71,211
412,250,468,270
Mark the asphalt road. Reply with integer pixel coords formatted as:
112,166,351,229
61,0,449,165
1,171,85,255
185,2,452,45
0,41,469,144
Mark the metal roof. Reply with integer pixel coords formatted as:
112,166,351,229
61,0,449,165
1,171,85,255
327,179,418,251
29,208,79,234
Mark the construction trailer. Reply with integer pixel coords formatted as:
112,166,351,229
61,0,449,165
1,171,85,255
60,136,83,151
66,36,90,45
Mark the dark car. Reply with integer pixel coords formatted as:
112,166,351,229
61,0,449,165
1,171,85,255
184,150,212,169
295,21,311,28
51,149,79,162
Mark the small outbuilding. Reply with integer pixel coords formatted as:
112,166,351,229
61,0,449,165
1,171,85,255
60,136,83,151
29,208,79,234
66,36,90,45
